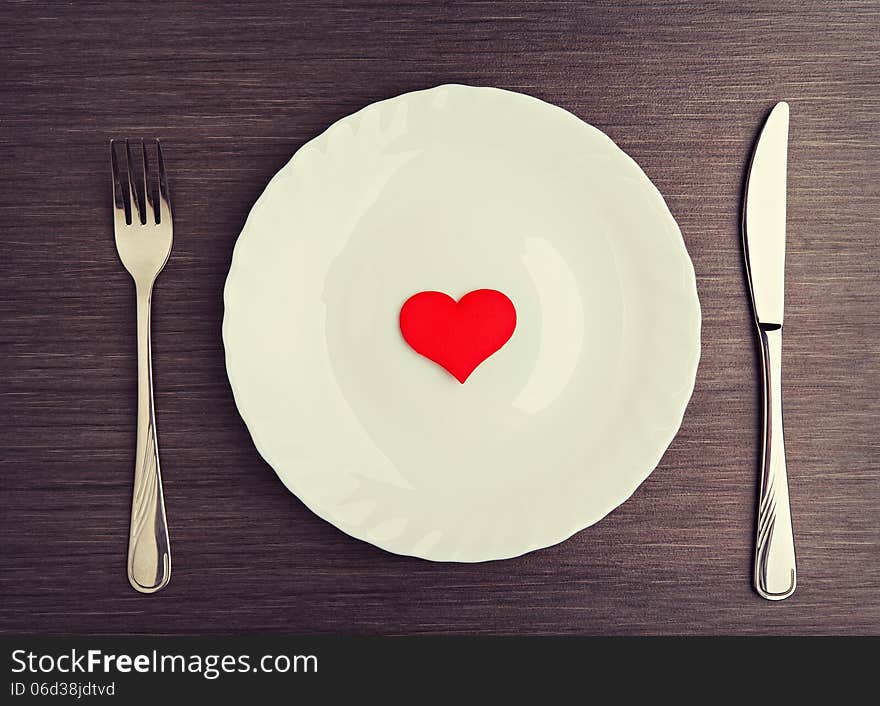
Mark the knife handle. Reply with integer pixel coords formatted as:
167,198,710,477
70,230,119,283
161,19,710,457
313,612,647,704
753,324,796,600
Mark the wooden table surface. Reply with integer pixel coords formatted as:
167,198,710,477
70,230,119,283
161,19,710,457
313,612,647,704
1,0,878,636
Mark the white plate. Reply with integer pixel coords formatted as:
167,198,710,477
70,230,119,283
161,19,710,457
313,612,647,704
223,84,701,562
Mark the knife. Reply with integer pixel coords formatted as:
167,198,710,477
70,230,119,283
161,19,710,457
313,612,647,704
742,101,796,600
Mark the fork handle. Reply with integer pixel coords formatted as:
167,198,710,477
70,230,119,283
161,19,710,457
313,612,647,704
753,325,796,600
127,284,171,593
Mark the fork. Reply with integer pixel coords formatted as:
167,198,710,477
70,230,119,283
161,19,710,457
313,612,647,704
111,139,173,593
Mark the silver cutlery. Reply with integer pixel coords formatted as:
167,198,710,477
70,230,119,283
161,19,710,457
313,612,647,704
111,139,173,593
742,102,797,600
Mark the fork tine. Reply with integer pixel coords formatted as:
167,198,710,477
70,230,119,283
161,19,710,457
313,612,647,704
125,139,145,225
141,139,158,225
156,140,172,225
110,140,131,227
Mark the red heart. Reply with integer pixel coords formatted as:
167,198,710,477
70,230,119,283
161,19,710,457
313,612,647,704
399,289,517,383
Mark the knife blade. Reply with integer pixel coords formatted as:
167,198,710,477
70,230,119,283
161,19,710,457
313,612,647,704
744,101,788,326
742,101,796,601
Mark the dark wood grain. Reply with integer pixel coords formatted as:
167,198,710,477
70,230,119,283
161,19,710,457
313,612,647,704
1,0,878,636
